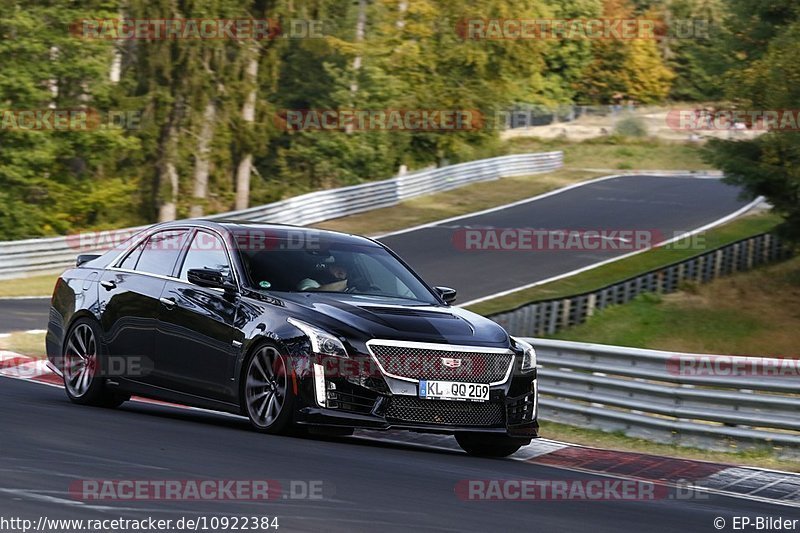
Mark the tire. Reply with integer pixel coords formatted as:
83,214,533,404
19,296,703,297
242,343,296,435
455,433,530,458
62,318,129,408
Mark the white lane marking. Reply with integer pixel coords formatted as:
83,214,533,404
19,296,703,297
374,172,721,239
0,489,224,513
511,439,569,460
0,488,85,507
24,329,46,335
459,195,765,307
696,468,763,490
0,334,10,339
0,358,50,379
748,476,797,495
42,449,170,470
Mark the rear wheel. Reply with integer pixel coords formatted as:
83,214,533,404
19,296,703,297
455,433,530,458
63,318,128,408
243,344,295,434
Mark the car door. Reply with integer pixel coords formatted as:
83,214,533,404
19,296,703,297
99,229,190,385
153,229,240,402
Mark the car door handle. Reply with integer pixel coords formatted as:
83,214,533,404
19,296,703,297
100,280,116,290
159,297,176,309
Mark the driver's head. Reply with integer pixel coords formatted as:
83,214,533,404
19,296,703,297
328,264,347,281
316,262,347,291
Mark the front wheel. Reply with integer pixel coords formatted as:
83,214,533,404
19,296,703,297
63,318,128,408
242,344,296,434
455,433,530,458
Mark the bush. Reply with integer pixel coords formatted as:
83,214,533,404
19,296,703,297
613,116,649,138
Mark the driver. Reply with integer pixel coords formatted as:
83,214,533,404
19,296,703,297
297,260,349,292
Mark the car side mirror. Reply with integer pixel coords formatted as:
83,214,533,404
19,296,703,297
435,286,457,305
187,268,237,293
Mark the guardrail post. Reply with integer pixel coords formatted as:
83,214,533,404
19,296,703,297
714,249,723,279
560,299,572,329
547,301,560,335
586,293,597,318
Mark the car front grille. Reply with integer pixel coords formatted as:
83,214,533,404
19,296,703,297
384,396,505,427
367,342,514,383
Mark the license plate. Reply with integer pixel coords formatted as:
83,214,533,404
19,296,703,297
419,380,489,402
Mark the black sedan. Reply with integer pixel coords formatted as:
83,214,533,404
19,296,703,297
45,220,538,457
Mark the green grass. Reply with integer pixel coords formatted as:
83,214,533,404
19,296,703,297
317,169,601,236
550,254,800,357
0,331,46,357
542,421,800,472
0,273,58,298
467,212,782,316
506,136,712,171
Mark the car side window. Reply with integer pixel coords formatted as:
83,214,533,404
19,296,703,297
135,230,190,277
179,231,232,281
119,240,146,270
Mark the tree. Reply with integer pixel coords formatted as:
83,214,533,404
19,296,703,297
705,19,800,240
0,1,139,238
575,0,674,104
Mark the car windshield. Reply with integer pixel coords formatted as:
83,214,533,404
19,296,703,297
232,228,438,304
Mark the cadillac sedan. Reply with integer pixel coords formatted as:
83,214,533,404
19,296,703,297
46,221,538,457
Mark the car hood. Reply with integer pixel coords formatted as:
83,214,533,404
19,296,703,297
276,292,510,347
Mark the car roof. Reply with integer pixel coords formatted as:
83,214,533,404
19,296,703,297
152,219,381,248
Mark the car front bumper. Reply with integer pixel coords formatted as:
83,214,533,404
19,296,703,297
293,367,539,438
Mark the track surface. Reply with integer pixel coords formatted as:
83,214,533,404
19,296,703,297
0,174,749,333
2,377,795,532
380,174,749,303
0,297,50,333
0,176,792,531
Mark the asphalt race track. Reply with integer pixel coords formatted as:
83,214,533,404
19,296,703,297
0,297,51,333
380,174,750,304
1,378,795,532
1,174,796,532
0,174,749,332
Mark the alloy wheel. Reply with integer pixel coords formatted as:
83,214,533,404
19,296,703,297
64,323,97,398
245,346,289,429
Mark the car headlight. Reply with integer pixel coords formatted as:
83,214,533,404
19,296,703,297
513,337,537,373
287,318,348,358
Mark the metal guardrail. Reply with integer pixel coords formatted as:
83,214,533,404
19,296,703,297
492,232,794,337
0,152,563,280
527,338,800,452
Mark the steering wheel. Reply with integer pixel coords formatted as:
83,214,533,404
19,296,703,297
345,276,382,294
